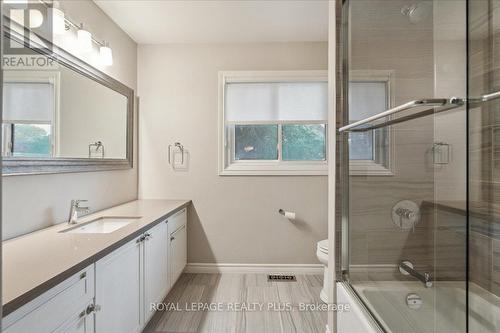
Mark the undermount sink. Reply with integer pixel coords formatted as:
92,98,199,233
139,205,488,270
60,216,142,234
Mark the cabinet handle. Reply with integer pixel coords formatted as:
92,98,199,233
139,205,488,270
79,272,87,279
87,304,101,314
145,232,152,240
170,236,175,241
136,236,145,243
80,303,100,318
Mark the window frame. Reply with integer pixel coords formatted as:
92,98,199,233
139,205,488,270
2,71,60,158
348,70,395,176
218,70,328,176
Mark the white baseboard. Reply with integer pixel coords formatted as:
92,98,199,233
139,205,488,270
185,263,324,274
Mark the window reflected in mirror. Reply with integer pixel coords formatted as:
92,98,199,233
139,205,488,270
2,66,128,160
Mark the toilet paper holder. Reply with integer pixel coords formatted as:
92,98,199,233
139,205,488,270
278,209,296,220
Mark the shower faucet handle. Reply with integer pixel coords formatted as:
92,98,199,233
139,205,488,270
392,200,421,232
395,207,415,219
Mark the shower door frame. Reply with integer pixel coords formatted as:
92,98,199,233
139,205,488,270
337,1,388,331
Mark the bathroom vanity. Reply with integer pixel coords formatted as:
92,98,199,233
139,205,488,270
2,199,189,333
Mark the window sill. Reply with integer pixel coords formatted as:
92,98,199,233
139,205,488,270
219,162,328,176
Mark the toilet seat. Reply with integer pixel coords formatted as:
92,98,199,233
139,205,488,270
317,239,328,254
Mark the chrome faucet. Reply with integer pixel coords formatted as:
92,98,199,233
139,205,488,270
399,260,433,288
68,200,90,224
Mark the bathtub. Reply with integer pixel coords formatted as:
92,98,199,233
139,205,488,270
347,281,500,333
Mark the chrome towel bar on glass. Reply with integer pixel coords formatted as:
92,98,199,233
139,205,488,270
338,90,500,133
469,90,500,104
338,98,464,133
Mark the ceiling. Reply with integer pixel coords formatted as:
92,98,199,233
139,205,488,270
94,0,329,44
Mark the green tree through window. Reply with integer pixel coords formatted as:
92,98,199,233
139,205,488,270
12,124,51,157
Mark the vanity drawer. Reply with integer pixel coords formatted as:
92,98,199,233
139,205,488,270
3,265,95,333
168,208,187,234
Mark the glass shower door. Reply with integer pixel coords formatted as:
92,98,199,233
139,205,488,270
341,0,468,332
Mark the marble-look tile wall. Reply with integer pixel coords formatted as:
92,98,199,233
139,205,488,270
467,0,500,296
347,0,436,281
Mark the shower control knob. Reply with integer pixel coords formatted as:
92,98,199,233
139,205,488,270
392,200,420,231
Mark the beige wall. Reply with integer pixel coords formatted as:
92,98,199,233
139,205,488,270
2,0,138,239
138,42,328,264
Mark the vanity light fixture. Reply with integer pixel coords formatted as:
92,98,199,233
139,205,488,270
99,42,113,66
29,9,44,28
27,0,115,66
77,23,92,52
51,6,66,35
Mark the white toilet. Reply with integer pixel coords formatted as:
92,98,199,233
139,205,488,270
316,239,328,303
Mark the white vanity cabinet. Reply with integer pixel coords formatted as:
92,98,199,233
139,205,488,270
3,265,95,333
94,208,187,332
3,206,188,333
168,208,187,286
94,237,143,333
143,220,170,322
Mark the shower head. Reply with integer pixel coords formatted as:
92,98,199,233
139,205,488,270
401,2,432,24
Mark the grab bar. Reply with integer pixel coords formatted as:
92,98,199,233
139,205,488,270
339,97,464,133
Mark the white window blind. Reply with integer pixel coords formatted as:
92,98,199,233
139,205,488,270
348,82,387,121
225,82,328,122
3,82,54,123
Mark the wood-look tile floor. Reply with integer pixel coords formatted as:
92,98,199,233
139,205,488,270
143,273,327,333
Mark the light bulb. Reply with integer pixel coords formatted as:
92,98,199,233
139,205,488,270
77,24,92,52
29,9,43,28
51,7,65,35
99,43,113,66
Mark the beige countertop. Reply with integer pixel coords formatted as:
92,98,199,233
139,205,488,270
2,199,191,316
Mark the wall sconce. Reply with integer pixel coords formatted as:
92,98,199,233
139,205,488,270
51,6,66,35
77,23,92,52
99,42,113,66
29,9,44,28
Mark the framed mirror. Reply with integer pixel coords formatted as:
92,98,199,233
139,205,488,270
2,17,134,175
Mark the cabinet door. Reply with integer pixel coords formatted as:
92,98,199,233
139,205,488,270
95,237,143,333
3,265,94,333
53,302,94,333
170,223,187,286
143,221,169,322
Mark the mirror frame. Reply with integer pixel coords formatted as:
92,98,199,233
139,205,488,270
2,17,134,176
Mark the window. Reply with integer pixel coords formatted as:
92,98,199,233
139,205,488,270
219,71,328,175
348,71,394,176
2,72,59,158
